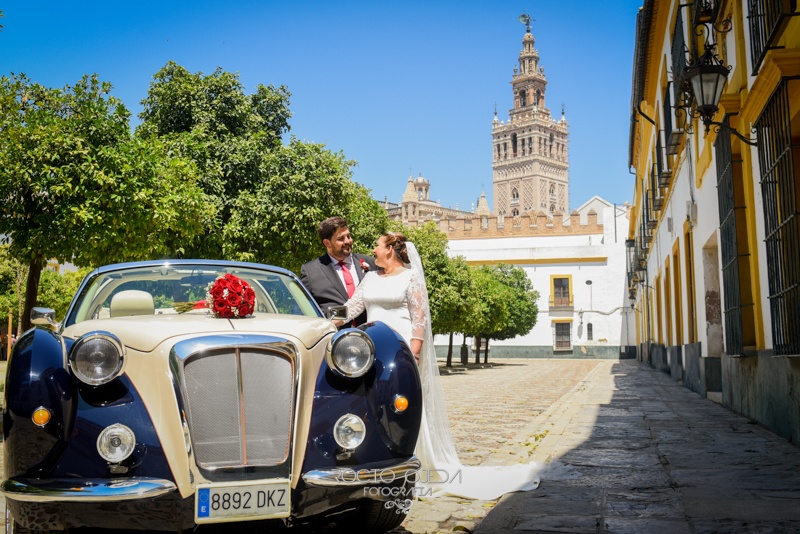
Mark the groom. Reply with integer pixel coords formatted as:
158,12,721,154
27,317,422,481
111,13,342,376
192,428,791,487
300,216,376,326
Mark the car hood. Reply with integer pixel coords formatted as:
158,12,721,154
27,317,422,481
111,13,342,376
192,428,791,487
63,313,335,352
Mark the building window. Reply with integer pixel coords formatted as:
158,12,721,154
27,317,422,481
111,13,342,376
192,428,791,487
512,208,519,217
587,323,593,341
554,323,572,350
715,116,747,355
553,277,571,307
748,0,799,75
754,77,800,356
519,89,527,107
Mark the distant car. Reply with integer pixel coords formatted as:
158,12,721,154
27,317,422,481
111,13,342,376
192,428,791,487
2,260,422,532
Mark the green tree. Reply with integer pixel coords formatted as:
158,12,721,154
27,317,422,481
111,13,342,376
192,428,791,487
482,264,539,362
0,73,208,330
224,141,388,274
492,264,539,336
137,62,387,269
37,267,92,322
463,266,511,364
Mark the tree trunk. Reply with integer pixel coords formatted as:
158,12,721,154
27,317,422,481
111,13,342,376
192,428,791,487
15,261,29,336
483,339,489,363
474,335,481,364
446,332,453,367
22,257,44,332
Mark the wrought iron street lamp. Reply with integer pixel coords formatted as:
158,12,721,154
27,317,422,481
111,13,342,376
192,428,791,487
686,47,729,132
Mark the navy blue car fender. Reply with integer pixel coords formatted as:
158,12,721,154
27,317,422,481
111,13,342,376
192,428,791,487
301,321,423,474
4,327,76,477
3,327,172,483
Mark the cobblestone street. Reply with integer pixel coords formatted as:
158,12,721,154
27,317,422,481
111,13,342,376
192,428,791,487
398,358,602,534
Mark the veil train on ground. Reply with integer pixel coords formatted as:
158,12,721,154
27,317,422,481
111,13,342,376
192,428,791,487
406,242,541,500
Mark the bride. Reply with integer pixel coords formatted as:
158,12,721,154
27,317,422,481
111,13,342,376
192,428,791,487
335,231,540,500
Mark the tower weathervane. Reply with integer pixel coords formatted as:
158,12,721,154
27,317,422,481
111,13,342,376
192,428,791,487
518,13,533,33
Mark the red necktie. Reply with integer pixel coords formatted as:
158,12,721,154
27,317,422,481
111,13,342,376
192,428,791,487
338,261,356,297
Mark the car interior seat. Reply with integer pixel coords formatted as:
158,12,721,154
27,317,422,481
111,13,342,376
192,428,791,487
110,290,155,318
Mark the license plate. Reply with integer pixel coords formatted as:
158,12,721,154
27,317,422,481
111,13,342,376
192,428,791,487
195,480,291,523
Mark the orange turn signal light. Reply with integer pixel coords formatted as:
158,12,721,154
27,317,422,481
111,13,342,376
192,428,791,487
393,395,409,413
32,407,52,427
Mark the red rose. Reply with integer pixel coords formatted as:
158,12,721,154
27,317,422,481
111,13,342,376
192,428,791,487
215,277,230,289
244,288,256,304
240,303,254,316
211,285,225,300
227,293,243,307
227,277,244,293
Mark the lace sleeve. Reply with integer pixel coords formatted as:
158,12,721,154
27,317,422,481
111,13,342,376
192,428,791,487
343,273,369,322
407,270,429,341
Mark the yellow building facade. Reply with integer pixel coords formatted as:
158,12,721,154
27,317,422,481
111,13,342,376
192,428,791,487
628,0,800,441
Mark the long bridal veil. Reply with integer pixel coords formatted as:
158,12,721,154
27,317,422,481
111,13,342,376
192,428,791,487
406,242,541,501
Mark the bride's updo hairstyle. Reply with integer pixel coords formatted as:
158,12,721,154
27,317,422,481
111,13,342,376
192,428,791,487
383,232,410,264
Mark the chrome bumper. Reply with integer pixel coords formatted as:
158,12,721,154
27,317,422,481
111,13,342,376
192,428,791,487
1,477,177,502
302,456,421,487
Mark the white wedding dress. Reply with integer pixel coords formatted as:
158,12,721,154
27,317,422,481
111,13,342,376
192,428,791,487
343,245,541,500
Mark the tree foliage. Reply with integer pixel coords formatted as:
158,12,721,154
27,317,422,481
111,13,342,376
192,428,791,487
460,264,539,362
0,73,208,329
490,263,539,341
37,267,91,322
225,141,388,274
137,62,387,270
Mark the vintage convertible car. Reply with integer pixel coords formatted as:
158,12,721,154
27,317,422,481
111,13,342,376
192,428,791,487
2,260,422,532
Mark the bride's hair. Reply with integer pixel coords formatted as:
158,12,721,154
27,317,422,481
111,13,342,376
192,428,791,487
383,232,410,264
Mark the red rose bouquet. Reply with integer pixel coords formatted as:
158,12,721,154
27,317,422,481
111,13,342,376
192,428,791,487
206,274,256,318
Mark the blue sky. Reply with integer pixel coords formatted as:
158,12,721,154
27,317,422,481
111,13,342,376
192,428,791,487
1,1,642,213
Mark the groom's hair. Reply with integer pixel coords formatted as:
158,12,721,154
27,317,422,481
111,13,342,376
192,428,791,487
318,216,349,243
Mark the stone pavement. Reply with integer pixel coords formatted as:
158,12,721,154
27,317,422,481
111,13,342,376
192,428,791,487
398,358,800,534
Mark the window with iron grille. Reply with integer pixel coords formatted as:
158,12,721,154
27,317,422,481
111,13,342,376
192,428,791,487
587,323,593,341
554,323,572,350
715,116,744,356
671,8,689,106
748,0,800,75
754,77,800,356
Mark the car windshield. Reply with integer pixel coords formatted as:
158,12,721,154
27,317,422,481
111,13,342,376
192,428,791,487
66,263,320,326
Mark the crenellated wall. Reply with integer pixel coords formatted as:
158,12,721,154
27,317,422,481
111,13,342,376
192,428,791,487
440,210,604,239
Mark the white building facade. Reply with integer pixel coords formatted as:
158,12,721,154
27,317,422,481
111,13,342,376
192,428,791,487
437,199,634,359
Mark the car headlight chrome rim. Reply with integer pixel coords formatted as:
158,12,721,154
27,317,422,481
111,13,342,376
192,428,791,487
327,329,375,378
333,414,366,450
69,331,126,386
97,423,136,463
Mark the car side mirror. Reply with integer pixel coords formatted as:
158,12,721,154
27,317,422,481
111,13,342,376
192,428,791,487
31,307,60,329
327,306,348,321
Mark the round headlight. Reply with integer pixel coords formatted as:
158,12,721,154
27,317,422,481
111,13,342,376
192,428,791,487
97,423,136,463
69,332,126,386
333,414,366,450
327,329,375,378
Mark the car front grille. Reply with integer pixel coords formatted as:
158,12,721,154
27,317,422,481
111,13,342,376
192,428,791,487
181,348,294,469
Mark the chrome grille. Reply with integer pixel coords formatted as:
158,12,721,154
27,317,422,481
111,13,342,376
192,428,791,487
182,348,294,469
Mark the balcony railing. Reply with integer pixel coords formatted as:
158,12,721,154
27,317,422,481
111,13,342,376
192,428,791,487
748,0,800,75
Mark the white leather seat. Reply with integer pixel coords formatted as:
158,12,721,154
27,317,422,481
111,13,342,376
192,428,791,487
109,290,155,318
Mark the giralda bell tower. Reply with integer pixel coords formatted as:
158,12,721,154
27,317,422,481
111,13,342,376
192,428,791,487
492,14,569,218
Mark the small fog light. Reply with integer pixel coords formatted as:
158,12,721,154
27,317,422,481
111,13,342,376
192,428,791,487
32,407,52,427
333,414,366,450
97,423,136,463
393,395,409,413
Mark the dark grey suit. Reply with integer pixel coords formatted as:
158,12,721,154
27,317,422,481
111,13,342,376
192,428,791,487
299,253,377,326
